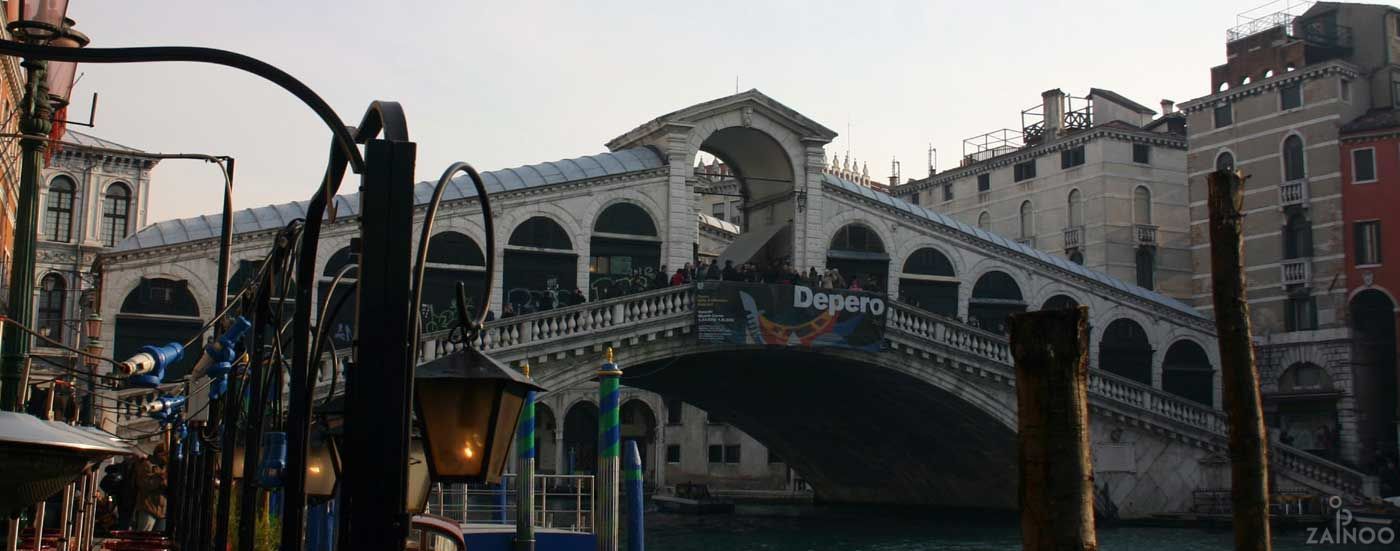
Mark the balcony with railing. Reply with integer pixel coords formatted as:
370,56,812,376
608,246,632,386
1063,226,1084,250
1134,224,1158,247
1280,178,1310,208
1282,257,1312,287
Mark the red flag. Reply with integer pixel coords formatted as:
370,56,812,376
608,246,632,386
45,105,67,166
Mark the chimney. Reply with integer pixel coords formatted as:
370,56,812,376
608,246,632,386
1160,99,1175,116
1042,89,1065,137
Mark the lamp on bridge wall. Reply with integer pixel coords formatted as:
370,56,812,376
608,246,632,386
413,346,543,484
305,425,338,502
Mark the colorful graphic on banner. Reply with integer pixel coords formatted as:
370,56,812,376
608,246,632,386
695,282,886,351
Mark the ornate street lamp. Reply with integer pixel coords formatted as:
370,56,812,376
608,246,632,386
45,19,88,107
304,426,337,502
413,346,543,484
7,0,69,42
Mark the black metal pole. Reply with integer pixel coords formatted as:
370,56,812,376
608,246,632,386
238,229,291,551
0,56,50,411
338,135,416,551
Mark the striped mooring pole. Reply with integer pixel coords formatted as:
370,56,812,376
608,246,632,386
624,440,645,551
515,361,537,551
596,347,623,551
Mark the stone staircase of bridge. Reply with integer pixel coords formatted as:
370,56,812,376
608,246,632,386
418,284,1376,500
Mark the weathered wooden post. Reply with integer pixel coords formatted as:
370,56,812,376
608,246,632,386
1009,306,1097,551
1207,169,1272,551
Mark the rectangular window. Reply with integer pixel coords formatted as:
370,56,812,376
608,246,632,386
1280,82,1302,110
1060,146,1085,169
1013,160,1036,182
723,445,741,464
1135,248,1155,290
729,201,741,220
1353,148,1377,183
666,444,681,464
908,192,919,205
976,173,990,193
1341,79,1351,102
711,203,724,221
707,445,723,464
666,399,683,424
1214,103,1233,128
942,183,953,202
1355,221,1382,266
1285,295,1318,332
1133,144,1151,164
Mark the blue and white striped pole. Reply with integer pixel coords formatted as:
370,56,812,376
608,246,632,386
596,348,622,551
515,361,536,551
624,440,644,551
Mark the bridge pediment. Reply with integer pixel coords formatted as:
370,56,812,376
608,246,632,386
605,89,838,153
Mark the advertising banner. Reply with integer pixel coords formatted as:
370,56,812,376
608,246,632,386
695,281,887,352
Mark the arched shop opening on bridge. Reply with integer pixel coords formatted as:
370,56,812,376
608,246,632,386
421,232,487,328
898,247,956,317
1348,289,1398,467
589,202,661,300
1161,340,1215,407
562,400,599,474
114,277,203,378
1268,362,1340,459
317,247,358,349
826,223,888,291
1098,319,1153,386
1041,294,1079,312
534,403,558,474
697,126,797,269
967,271,1025,334
620,399,659,487
504,216,578,313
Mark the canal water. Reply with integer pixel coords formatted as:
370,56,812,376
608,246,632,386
640,504,1381,550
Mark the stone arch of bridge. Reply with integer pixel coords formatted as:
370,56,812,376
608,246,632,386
536,345,1018,508
690,121,802,267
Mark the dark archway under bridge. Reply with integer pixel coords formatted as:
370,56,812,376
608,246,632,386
612,348,1018,508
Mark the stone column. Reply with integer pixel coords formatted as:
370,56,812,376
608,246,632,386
797,142,828,271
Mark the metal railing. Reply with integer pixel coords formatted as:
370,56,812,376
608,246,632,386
1280,178,1309,207
428,474,594,533
1281,258,1311,287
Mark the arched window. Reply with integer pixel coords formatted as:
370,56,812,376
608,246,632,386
1067,189,1084,228
827,223,888,291
115,278,203,379
1069,250,1085,265
37,274,65,341
1163,340,1214,406
1215,151,1235,172
505,216,577,312
1041,294,1078,311
977,211,990,231
1018,201,1033,239
423,232,487,328
1133,186,1152,225
968,271,1026,334
102,183,132,246
1283,211,1312,259
1275,362,1338,456
899,247,957,317
1098,319,1153,385
1283,135,1306,181
509,216,573,250
45,176,75,243
591,203,661,299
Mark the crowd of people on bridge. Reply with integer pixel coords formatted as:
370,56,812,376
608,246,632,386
667,258,882,292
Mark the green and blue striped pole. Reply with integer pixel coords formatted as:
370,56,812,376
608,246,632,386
624,440,645,551
596,348,622,551
515,361,537,551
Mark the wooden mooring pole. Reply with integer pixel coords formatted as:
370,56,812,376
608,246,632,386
1207,169,1272,551
1009,306,1097,551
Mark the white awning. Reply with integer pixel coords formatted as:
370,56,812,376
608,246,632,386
718,222,789,267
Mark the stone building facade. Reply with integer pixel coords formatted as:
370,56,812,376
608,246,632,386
889,88,1192,301
0,4,30,298
31,131,154,378
1178,1,1400,467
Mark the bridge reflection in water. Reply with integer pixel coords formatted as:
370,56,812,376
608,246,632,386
409,283,1371,518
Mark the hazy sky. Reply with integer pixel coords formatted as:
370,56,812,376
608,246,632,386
63,1,1250,223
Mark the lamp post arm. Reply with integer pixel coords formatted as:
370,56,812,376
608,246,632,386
0,39,364,172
